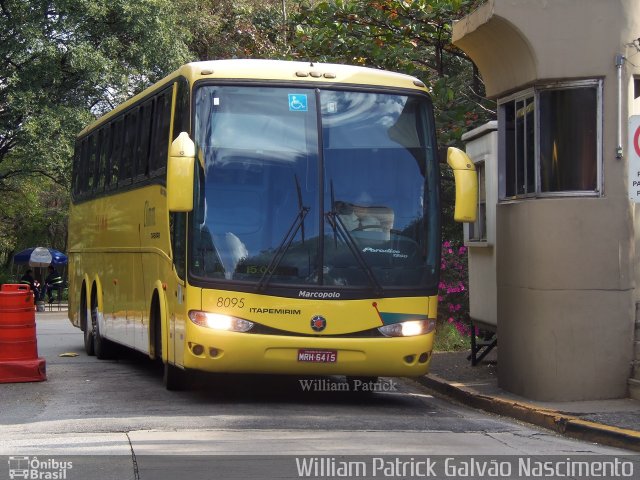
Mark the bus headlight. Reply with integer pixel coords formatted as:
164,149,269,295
378,319,436,337
188,311,254,332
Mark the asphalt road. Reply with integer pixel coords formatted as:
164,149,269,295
0,312,635,479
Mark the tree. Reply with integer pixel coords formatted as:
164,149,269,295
0,0,191,180
0,0,192,265
178,0,290,60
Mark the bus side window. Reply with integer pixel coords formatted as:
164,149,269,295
120,110,136,186
89,134,98,194
173,77,190,140
137,99,154,180
110,119,123,188
79,139,87,196
150,88,172,175
80,136,93,196
94,128,105,194
72,141,81,199
102,123,113,190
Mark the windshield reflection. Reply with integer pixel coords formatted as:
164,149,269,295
191,86,439,295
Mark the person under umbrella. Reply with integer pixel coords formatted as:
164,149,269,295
20,269,40,299
44,265,64,303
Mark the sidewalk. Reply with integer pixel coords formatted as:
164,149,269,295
36,302,68,313
418,349,640,452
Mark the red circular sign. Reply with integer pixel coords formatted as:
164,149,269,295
634,125,640,157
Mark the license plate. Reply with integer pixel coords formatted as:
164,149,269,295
297,349,337,363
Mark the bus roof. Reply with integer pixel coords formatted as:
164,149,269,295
79,59,428,136
181,59,425,88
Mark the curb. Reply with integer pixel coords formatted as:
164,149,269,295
417,373,640,452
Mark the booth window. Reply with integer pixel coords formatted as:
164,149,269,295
468,161,486,242
498,80,601,199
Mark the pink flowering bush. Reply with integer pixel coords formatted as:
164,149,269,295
437,240,473,340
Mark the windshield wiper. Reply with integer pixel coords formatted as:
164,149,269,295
326,181,383,297
257,175,309,292
295,173,306,244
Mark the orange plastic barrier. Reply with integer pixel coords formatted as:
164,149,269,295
0,284,46,383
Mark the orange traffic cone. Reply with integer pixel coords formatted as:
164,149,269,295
0,284,46,382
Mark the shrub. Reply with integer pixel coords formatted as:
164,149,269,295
435,240,474,350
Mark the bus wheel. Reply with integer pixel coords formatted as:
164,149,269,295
94,308,115,360
83,322,95,356
150,294,162,362
163,362,186,391
81,289,94,356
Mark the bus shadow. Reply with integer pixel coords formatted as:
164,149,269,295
188,372,402,405
113,347,411,406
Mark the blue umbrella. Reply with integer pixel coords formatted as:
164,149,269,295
13,247,68,267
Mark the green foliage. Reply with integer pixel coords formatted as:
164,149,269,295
434,320,468,351
179,0,289,60
0,0,192,263
0,179,69,269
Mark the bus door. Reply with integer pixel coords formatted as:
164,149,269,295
168,210,188,366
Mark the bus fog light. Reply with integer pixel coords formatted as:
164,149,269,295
191,344,205,356
378,319,436,337
189,311,254,332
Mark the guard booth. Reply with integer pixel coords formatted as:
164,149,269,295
453,0,640,401
462,121,498,365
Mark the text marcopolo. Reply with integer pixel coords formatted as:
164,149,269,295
298,290,341,299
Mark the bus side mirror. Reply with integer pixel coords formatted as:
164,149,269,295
447,147,478,223
167,132,195,212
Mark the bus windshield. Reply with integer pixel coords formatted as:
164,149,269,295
192,85,440,295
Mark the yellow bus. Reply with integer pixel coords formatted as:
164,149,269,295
68,59,476,389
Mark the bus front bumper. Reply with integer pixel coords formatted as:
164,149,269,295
181,329,434,377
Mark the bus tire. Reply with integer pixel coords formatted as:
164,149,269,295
83,322,95,356
150,293,162,361
92,288,115,360
80,286,95,356
163,362,186,391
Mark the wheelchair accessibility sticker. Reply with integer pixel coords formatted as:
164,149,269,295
288,94,308,112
